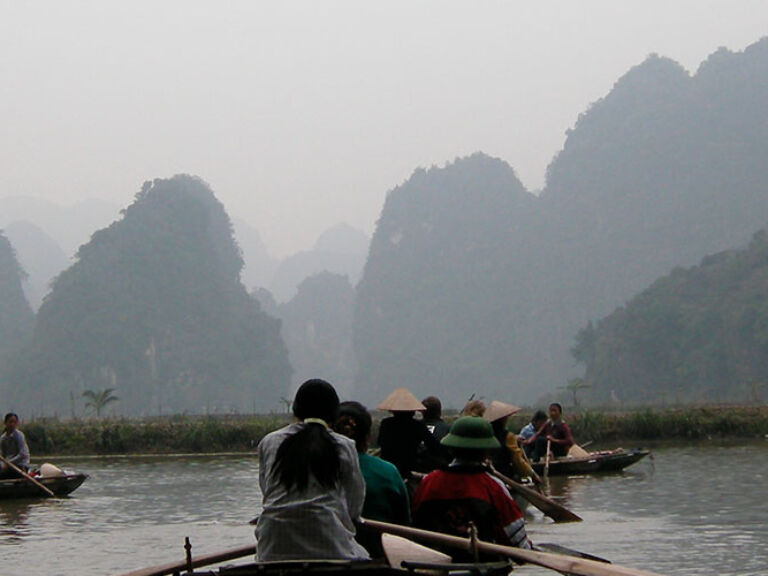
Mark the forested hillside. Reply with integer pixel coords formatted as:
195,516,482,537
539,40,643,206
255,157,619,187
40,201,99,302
4,176,291,415
354,38,768,406
275,272,357,398
0,232,34,362
354,153,538,402
572,229,768,404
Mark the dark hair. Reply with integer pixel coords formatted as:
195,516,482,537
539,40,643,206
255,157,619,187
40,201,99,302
451,447,488,461
549,403,563,414
491,418,507,436
4,413,18,423
422,396,442,420
275,380,342,491
532,410,547,422
334,401,372,453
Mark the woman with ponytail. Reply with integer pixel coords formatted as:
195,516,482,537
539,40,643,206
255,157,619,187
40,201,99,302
255,379,369,561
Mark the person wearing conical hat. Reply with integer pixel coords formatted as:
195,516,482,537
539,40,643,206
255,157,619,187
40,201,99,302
412,416,531,560
376,388,440,479
484,401,540,484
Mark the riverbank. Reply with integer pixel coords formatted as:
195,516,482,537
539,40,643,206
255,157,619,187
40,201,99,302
509,405,768,443
22,405,768,456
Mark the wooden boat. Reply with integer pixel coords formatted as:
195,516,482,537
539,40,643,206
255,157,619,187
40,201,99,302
531,448,650,477
118,521,664,576
199,559,513,576
0,471,88,499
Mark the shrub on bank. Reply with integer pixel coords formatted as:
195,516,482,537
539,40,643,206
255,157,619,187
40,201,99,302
23,405,768,456
24,414,289,456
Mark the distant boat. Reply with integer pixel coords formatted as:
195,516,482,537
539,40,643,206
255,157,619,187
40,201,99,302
531,447,650,477
0,471,88,499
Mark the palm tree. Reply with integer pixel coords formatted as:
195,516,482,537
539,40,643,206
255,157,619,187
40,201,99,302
82,388,119,417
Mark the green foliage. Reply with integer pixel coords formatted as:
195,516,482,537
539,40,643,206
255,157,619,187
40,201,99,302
23,415,288,455
82,388,119,417
575,229,768,404
5,176,291,415
20,407,768,456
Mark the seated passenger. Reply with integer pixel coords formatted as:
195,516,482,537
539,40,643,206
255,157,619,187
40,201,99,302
415,396,451,471
524,403,574,461
412,416,531,561
421,396,449,442
377,388,440,478
334,401,410,557
255,379,369,561
519,410,547,459
484,400,540,484
0,413,30,478
461,399,486,417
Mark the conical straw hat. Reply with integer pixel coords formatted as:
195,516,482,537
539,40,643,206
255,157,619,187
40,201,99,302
483,400,521,423
377,387,426,411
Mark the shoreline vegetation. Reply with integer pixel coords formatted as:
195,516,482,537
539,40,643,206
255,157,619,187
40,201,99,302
22,405,768,457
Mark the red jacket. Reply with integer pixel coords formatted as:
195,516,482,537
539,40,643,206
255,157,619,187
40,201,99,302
412,464,529,552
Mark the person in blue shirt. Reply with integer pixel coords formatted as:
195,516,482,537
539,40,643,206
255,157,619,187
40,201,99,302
519,410,547,459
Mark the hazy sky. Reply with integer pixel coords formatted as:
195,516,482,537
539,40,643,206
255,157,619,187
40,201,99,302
2,1,766,255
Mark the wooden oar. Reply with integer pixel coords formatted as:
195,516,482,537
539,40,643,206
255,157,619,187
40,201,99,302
117,543,256,576
544,439,552,479
0,455,55,497
359,518,667,576
489,466,582,523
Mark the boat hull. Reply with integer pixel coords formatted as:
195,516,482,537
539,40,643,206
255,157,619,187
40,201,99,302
0,472,88,499
531,448,650,477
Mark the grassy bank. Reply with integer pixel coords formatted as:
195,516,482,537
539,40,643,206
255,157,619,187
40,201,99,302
509,405,768,442
23,414,291,456
22,405,768,456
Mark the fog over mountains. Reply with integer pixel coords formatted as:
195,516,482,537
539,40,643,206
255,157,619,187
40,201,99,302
354,38,768,406
3,38,768,412
0,198,369,309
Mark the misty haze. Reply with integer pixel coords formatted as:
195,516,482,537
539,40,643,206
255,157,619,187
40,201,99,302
4,4,768,576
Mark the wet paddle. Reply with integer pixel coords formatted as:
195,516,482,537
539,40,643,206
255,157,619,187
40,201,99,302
359,518,667,576
488,465,582,523
536,542,610,564
545,439,552,478
0,455,55,497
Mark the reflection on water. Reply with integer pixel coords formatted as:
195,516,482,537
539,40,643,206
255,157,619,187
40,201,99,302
524,442,768,576
0,455,261,576
0,444,766,575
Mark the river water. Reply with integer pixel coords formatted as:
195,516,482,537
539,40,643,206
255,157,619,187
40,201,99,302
0,442,766,576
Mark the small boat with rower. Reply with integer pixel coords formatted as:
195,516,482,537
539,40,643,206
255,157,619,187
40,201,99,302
0,462,88,499
530,447,650,477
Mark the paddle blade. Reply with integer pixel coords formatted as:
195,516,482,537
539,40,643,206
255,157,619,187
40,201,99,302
382,533,452,569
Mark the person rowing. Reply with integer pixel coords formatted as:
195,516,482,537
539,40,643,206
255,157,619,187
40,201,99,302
522,403,574,462
484,400,541,485
0,413,30,479
254,379,369,561
412,416,532,561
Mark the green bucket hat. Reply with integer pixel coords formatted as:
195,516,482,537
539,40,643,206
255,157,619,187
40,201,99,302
440,416,501,450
